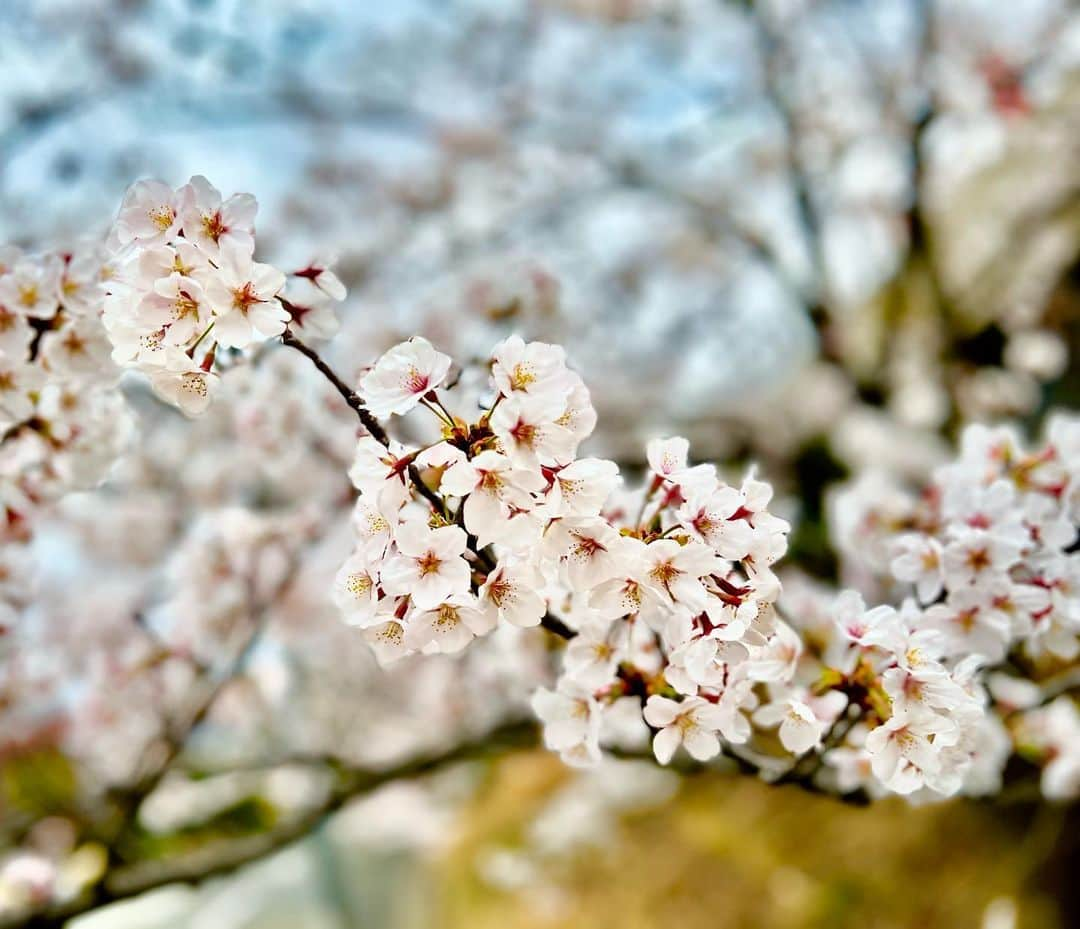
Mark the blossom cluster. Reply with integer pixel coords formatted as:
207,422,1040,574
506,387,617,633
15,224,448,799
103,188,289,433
332,335,1080,800
335,334,600,656
0,170,1076,915
532,439,796,769
102,177,344,416
0,242,130,594
814,417,1080,798
335,334,799,769
888,419,1080,663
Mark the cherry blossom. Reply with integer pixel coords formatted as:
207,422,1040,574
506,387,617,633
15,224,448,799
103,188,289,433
823,415,1080,799
101,176,345,415
1,162,1078,929
113,179,181,245
202,242,288,348
379,521,471,610
178,174,257,256
478,560,547,629
755,698,828,755
441,450,545,546
6,9,1080,910
643,695,727,764
890,532,945,603
407,594,494,654
490,394,576,467
864,710,959,795
358,337,452,417
149,355,220,417
491,336,574,400
532,684,602,767
0,257,60,319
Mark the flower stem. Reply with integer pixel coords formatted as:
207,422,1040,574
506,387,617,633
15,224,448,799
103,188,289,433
187,322,216,357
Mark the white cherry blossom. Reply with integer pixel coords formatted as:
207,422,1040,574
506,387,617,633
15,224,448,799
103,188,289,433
380,521,470,609
890,532,945,603
491,335,573,400
0,257,60,319
113,179,181,245
542,457,619,518
490,393,575,467
332,552,381,627
441,449,544,546
357,337,452,417
755,698,827,755
407,593,494,653
544,517,622,592
203,241,288,349
643,695,727,764
178,174,257,255
532,683,602,764
149,359,220,417
478,559,547,628
865,710,958,795
137,272,211,346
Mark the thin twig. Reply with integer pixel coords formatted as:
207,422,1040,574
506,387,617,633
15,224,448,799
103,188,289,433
280,327,389,444
10,721,539,929
281,327,447,515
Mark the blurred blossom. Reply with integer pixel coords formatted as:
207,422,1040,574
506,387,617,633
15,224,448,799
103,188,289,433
1,2,1079,927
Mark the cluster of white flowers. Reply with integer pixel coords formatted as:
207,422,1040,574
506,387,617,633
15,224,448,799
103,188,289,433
1,241,131,619
335,334,799,769
336,335,595,655
886,418,1080,662
773,586,1006,797
534,438,794,769
102,177,344,416
332,335,1080,799
0,169,1076,891
813,417,1080,798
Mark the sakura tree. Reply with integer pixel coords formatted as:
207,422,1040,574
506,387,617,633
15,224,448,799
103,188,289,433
0,171,1077,927
5,0,1079,463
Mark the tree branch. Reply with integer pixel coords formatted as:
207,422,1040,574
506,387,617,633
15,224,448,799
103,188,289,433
281,326,447,515
539,611,575,640
10,721,540,929
280,326,389,444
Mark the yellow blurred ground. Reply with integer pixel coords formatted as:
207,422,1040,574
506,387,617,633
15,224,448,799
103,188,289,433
439,752,1067,929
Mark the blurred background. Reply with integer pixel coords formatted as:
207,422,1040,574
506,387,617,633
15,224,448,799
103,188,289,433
1,0,1080,927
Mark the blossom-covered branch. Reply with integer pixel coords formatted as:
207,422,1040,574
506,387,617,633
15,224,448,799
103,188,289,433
3,721,538,929
1,173,1078,923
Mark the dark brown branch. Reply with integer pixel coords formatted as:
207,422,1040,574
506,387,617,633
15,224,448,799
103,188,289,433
10,721,539,929
539,611,575,640
11,698,909,929
605,741,869,806
280,326,447,515
280,326,389,444
14,713,884,929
